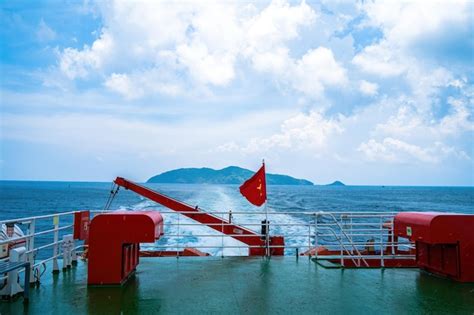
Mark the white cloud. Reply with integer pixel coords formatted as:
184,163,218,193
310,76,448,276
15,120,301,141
218,110,344,154
438,97,474,135
353,1,472,112
56,0,347,99
176,41,236,86
0,107,295,157
216,88,472,164
359,80,378,96
374,95,473,139
5,0,473,185
103,69,182,99
244,0,316,70
291,47,348,98
36,19,56,42
357,92,473,165
352,42,405,77
2,87,472,184
358,138,469,164
59,32,114,79
104,73,144,100
361,1,470,48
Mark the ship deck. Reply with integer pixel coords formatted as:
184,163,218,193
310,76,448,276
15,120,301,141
1,257,474,314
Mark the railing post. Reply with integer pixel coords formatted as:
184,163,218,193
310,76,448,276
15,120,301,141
62,234,73,271
350,215,353,255
27,219,36,284
380,217,384,268
52,216,59,274
62,236,67,271
307,222,311,258
314,213,318,261
221,215,224,258
71,239,77,266
176,213,180,259
340,214,344,267
390,216,395,255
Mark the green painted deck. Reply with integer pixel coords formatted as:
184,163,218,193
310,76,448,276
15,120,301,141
1,257,474,314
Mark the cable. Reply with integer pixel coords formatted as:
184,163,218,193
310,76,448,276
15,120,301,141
103,182,115,210
104,183,120,210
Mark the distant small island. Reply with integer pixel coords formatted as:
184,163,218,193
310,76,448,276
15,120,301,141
326,181,346,186
147,166,313,185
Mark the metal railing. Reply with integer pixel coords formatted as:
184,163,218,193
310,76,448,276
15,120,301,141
1,209,416,281
90,210,415,264
312,212,415,267
0,211,83,284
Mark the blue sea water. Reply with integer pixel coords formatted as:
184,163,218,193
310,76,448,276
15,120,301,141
0,181,473,257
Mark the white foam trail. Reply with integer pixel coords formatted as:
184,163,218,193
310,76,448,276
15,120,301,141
129,186,313,256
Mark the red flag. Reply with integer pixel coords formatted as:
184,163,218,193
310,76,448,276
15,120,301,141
239,164,266,206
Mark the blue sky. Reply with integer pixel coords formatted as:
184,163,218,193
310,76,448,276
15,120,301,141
0,0,473,185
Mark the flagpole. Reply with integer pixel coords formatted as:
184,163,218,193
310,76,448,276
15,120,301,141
263,159,269,258
265,201,269,258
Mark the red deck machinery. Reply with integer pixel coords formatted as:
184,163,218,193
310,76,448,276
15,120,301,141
114,177,284,256
394,212,474,282
88,211,164,285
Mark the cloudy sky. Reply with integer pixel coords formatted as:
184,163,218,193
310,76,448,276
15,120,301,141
1,0,473,185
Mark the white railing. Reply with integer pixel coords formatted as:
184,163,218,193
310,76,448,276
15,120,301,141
90,210,415,263
312,212,415,267
0,211,83,284
1,209,416,280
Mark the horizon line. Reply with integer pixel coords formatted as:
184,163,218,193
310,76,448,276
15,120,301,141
0,179,472,188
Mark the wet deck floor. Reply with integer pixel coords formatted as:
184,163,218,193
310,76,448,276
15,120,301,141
1,257,474,314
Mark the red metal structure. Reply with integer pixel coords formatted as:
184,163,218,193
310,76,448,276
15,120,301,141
114,177,284,256
73,210,90,241
394,212,474,282
88,211,164,285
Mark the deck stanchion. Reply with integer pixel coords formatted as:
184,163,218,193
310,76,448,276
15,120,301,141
350,215,353,255
390,217,395,255
380,217,384,268
221,215,224,258
176,213,180,259
62,235,73,271
314,213,318,261
24,262,30,303
71,239,77,266
340,214,344,267
307,223,311,258
27,220,36,284
52,216,59,273
62,236,67,271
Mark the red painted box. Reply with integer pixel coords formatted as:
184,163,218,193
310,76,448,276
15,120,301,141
394,212,474,282
87,211,163,285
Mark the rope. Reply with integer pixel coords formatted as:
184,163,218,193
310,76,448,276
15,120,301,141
104,183,120,210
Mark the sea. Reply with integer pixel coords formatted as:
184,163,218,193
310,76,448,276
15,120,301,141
1,181,473,258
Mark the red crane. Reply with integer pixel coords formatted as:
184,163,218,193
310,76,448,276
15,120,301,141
113,177,284,256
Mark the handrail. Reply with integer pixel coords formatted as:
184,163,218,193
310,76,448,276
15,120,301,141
0,211,77,225
311,211,416,267
1,209,415,265
0,225,73,246
90,209,398,216
0,211,78,284
318,212,369,267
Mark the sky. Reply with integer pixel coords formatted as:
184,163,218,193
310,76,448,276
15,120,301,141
0,0,473,185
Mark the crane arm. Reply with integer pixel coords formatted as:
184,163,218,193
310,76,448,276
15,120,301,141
113,177,274,255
